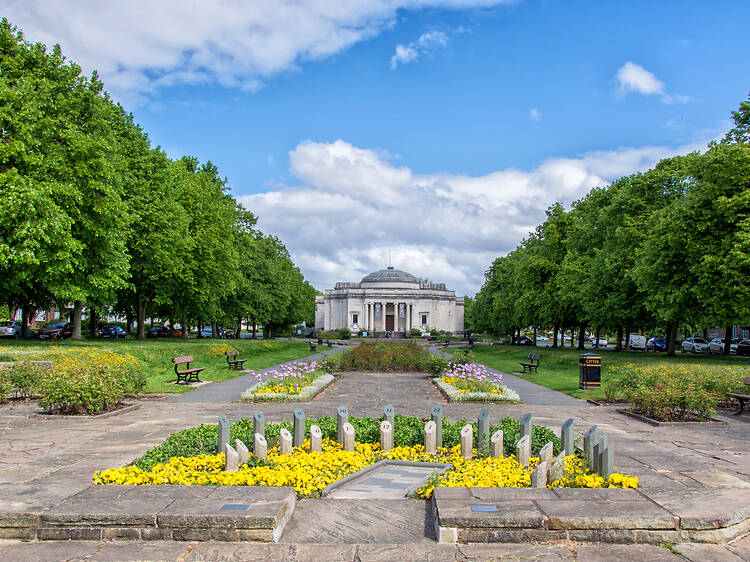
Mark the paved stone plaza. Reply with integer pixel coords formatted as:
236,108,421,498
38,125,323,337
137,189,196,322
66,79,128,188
1,348,749,560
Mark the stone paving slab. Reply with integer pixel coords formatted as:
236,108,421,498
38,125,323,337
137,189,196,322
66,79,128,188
326,461,447,499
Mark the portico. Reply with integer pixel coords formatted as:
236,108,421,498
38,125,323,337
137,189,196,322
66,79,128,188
315,266,464,335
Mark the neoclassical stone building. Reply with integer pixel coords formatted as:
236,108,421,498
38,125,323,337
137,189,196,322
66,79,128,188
315,266,465,335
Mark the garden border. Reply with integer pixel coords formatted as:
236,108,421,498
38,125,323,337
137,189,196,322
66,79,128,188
616,408,728,427
241,373,334,402
432,377,521,403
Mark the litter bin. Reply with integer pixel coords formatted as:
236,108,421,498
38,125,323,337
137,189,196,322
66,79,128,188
579,353,601,389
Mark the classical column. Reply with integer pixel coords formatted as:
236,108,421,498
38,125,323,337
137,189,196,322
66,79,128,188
381,302,386,331
406,304,411,332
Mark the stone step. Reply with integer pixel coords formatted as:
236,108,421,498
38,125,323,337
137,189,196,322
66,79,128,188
0,485,295,543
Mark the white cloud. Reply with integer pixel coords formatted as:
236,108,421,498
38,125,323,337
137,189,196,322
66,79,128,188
391,30,450,68
615,61,688,104
529,108,542,122
4,1,511,105
239,138,708,296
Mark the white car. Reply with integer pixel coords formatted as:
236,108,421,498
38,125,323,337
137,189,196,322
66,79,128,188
628,334,647,351
592,338,608,347
681,337,710,354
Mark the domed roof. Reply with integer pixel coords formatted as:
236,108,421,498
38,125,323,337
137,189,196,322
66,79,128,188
361,266,417,283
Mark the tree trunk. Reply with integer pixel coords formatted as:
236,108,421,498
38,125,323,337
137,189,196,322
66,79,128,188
615,326,623,352
182,316,189,339
625,326,631,351
21,306,30,338
252,322,257,339
594,326,601,348
666,320,678,356
125,312,133,334
71,301,83,339
533,326,537,346
236,315,242,338
577,324,585,350
552,323,559,348
90,307,99,338
136,294,146,340
724,325,733,355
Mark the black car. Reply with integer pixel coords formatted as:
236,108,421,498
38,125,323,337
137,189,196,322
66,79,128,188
519,335,534,346
147,326,170,338
737,339,750,356
98,325,127,339
39,321,72,340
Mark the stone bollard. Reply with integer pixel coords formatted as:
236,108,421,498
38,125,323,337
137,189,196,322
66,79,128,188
601,444,614,479
218,415,230,455
337,405,349,446
460,424,473,459
584,425,598,465
253,411,265,451
235,439,249,465
384,404,395,427
380,420,394,452
280,428,293,455
424,421,437,454
516,435,531,467
310,424,322,452
593,434,608,475
520,413,532,441
478,409,490,455
531,461,547,488
561,418,574,457
254,433,267,460
293,407,305,448
431,405,443,448
490,430,504,458
342,422,355,451
549,451,565,483
539,442,554,468
225,443,239,472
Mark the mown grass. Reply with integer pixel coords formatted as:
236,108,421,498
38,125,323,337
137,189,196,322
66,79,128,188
462,345,750,400
0,338,312,393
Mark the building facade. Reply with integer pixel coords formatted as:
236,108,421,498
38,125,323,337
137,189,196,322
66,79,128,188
315,267,465,335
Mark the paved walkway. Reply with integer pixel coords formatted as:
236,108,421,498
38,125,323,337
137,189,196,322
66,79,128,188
1,350,750,559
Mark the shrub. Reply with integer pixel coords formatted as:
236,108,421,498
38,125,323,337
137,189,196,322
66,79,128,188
334,343,433,372
37,349,144,415
0,368,11,402
410,328,422,337
10,360,44,399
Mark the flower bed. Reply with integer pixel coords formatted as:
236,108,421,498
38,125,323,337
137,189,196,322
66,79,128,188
328,342,448,373
241,361,332,401
434,362,520,402
95,439,637,498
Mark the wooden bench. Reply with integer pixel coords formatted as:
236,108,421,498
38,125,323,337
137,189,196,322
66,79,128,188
172,355,205,384
520,353,541,374
326,340,334,347
225,350,247,370
727,376,750,415
309,341,317,352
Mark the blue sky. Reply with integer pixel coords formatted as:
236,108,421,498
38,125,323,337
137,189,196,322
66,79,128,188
6,1,749,295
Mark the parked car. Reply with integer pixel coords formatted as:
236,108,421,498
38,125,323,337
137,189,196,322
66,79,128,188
737,339,750,356
98,325,127,339
628,334,647,351
646,337,667,352
731,338,739,354
592,338,609,347
147,326,170,338
518,335,534,346
708,338,730,355
0,321,22,338
681,336,710,354
200,327,226,339
39,321,72,340
224,328,236,339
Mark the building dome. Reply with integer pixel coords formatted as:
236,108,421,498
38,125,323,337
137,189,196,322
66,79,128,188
361,266,417,283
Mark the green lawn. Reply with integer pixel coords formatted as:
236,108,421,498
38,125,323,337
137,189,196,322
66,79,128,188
0,338,313,393
460,345,750,400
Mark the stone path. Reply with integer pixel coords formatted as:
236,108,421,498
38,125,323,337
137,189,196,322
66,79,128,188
326,463,446,499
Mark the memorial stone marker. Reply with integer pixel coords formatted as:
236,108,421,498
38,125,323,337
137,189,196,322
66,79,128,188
424,421,437,454
280,428,292,455
253,411,265,447
293,407,305,448
593,434,608,475
235,439,249,465
531,461,547,488
520,413,532,440
218,415,230,455
337,405,349,445
539,442,553,468
584,425,598,464
561,418,574,457
380,420,394,451
550,451,565,482
478,409,490,455
431,405,443,448
601,443,614,478
310,424,322,452
461,424,473,459
490,430,504,458
225,443,239,472
254,433,267,459
342,422,355,451
516,435,531,466
384,404,395,427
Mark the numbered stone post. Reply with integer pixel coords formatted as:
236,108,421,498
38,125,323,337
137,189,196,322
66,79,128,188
380,420,394,452
225,443,239,472
293,407,305,448
384,404,395,427
561,418,574,457
584,425,598,465
460,424,473,459
218,415,230,455
539,441,554,467
516,435,531,467
342,422,355,451
254,433,267,460
431,405,443,448
424,421,437,454
490,430,504,458
520,413,532,440
601,444,614,479
310,424,322,452
235,439,249,465
337,405,349,446
549,451,565,483
478,409,490,455
593,434,608,475
280,428,293,455
253,411,265,450
531,461,547,488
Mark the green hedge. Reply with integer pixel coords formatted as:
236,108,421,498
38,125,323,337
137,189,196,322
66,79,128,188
132,414,561,471
326,342,448,374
